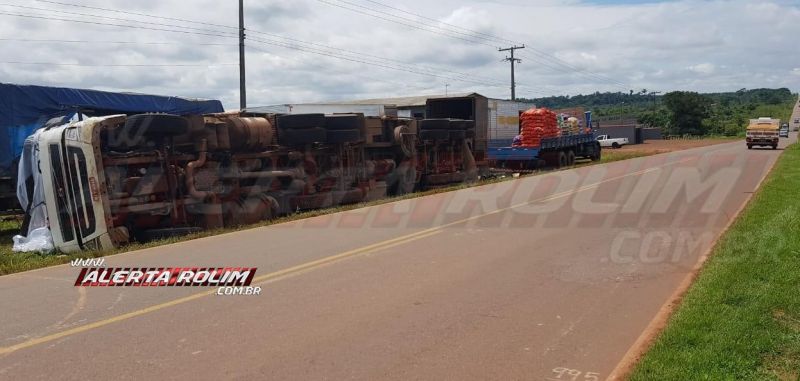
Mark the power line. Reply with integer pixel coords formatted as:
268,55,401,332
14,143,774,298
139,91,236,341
0,3,238,36
0,38,233,46
246,38,506,88
245,29,503,86
316,0,631,89
359,0,522,46
10,1,507,88
0,11,238,38
323,0,507,46
34,0,237,30
21,0,629,92
315,0,496,47
246,44,446,95
0,61,237,67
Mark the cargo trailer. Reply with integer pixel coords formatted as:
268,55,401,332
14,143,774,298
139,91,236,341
23,111,477,252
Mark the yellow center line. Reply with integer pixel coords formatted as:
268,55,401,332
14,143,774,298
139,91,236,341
0,155,694,356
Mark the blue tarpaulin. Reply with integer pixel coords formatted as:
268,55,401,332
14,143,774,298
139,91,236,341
0,83,225,171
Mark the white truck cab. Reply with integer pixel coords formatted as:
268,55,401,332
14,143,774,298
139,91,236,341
37,116,122,252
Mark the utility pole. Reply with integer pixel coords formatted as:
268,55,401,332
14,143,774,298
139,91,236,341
238,0,247,110
445,83,449,96
650,91,661,111
499,45,524,101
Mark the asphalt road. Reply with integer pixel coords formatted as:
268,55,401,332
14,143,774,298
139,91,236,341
0,132,795,380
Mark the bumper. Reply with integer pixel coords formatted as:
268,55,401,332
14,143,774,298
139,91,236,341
746,138,778,146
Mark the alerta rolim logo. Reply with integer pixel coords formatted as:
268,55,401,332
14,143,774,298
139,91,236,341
73,267,260,295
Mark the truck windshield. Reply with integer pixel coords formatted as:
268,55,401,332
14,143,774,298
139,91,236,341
48,141,96,248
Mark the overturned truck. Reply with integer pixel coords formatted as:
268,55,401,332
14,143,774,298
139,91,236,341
29,111,477,252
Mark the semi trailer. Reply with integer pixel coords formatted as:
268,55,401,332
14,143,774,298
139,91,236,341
24,111,477,252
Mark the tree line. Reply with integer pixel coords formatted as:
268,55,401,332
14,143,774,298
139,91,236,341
521,88,796,136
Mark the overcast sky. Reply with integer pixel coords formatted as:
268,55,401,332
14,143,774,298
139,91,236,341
1,0,798,109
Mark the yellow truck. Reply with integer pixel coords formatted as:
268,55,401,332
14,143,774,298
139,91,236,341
746,117,780,150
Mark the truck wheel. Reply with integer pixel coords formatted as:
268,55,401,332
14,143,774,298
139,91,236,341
326,129,363,144
123,114,189,137
277,113,325,130
747,144,752,150
278,127,327,145
591,143,601,161
772,145,778,150
612,142,621,149
448,129,466,140
566,150,576,166
324,114,362,130
557,151,567,168
390,161,416,195
419,129,449,140
419,119,450,130
393,126,415,158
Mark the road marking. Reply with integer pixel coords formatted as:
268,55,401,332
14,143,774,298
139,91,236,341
0,155,697,356
0,229,442,356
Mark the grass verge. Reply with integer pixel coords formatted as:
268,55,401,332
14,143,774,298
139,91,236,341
0,149,654,276
630,143,800,380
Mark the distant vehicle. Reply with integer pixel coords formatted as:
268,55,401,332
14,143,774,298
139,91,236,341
779,128,789,138
746,117,779,149
793,118,799,131
596,135,629,149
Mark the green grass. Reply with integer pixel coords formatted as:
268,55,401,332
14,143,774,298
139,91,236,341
630,143,800,380
0,149,657,276
598,150,652,163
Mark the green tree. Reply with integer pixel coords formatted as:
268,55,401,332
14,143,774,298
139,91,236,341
662,91,712,135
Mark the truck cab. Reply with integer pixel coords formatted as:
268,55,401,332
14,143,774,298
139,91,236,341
746,117,780,150
596,135,628,149
38,117,120,252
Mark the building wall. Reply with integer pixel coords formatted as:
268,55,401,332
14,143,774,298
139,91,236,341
487,100,535,148
642,128,663,140
597,126,638,144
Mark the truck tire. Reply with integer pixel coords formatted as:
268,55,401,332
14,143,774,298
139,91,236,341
387,161,417,195
612,142,621,149
448,129,466,140
747,144,753,150
566,150,576,166
277,113,325,130
326,129,362,144
591,142,602,161
278,127,327,145
123,114,188,137
324,114,362,130
394,125,415,158
419,129,449,141
419,119,450,130
557,151,567,168
772,145,778,150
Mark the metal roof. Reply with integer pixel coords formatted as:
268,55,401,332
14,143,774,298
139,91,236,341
323,92,483,107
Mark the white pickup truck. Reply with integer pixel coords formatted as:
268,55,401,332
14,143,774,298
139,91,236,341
596,135,629,149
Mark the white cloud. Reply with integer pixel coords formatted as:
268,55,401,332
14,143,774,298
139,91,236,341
0,0,799,109
688,63,716,75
